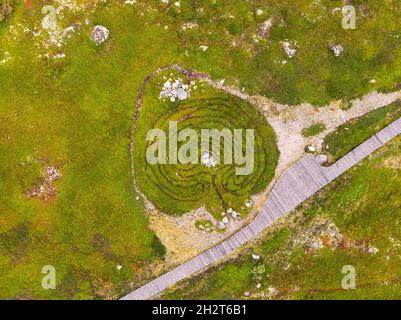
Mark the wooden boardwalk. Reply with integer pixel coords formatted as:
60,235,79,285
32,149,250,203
121,116,401,300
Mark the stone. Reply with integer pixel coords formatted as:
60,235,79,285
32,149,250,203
307,145,316,153
245,200,253,208
117,265,122,270
316,154,328,164
331,44,344,57
227,208,233,214
222,217,229,224
91,25,110,45
218,222,226,230
258,19,273,38
368,246,379,254
177,88,188,100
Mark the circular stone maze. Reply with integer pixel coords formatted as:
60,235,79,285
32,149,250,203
133,70,279,222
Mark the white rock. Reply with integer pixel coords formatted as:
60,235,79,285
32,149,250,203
218,222,226,230
316,154,328,164
116,265,122,270
256,9,264,16
307,145,316,152
331,44,344,57
256,283,261,289
201,152,217,168
227,208,233,214
368,246,379,254
160,78,191,102
245,200,253,208
222,217,229,224
252,254,260,260
177,88,188,100
282,41,296,58
199,45,209,51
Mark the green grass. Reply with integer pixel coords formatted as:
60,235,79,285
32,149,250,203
164,135,401,300
323,100,401,163
302,123,326,137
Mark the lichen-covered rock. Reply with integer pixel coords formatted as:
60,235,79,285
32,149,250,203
159,77,191,102
91,25,110,45
331,44,344,57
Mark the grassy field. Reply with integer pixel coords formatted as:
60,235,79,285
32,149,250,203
0,0,401,299
164,110,401,300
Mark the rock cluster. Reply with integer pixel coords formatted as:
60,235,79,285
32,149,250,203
27,166,61,201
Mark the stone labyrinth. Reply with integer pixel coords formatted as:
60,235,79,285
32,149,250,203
133,69,279,229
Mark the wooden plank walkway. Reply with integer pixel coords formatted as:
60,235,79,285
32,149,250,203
121,116,401,300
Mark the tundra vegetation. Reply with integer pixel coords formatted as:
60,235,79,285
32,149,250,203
0,0,401,299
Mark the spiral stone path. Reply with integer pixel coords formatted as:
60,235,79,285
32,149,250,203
121,116,401,300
